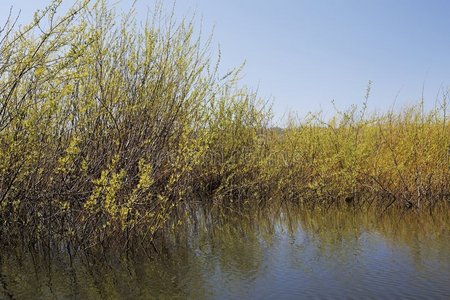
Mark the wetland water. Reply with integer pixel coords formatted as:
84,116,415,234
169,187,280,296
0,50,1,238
1,208,449,299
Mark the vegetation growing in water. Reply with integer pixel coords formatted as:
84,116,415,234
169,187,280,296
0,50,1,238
0,0,449,251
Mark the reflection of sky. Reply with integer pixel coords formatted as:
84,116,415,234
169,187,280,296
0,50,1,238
206,228,450,299
2,0,450,121
186,213,450,299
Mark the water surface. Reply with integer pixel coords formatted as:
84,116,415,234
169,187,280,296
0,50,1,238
1,208,449,299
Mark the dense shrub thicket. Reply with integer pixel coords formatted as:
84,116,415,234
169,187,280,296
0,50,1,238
0,0,448,249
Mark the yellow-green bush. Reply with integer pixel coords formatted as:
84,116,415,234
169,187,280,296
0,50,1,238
267,100,449,210
0,0,269,247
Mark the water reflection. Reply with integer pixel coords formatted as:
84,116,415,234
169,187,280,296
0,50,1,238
1,207,449,299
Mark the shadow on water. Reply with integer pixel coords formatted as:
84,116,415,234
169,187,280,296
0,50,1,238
1,205,449,299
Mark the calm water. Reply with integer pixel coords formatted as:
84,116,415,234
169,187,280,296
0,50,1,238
1,208,449,299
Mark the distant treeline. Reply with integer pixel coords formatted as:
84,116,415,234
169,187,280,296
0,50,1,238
0,0,449,250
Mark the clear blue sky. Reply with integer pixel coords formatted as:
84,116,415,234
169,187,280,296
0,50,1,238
2,0,450,122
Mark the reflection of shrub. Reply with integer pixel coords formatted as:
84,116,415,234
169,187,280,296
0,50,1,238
0,1,448,250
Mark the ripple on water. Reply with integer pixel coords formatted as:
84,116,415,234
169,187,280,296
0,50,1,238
1,209,449,299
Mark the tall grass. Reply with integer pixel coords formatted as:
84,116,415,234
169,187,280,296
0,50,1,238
0,0,448,250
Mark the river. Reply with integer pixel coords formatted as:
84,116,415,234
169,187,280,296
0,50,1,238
1,207,449,299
